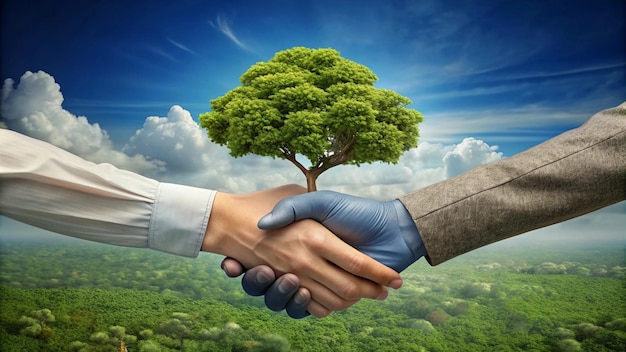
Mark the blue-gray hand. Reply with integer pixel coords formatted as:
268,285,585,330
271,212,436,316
259,191,426,272
234,191,425,318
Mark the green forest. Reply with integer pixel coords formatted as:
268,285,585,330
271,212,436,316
1,234,624,352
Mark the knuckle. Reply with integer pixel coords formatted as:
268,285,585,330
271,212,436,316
306,232,327,250
345,253,366,274
289,257,307,273
338,281,361,300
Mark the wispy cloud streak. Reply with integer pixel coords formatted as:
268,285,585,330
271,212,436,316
494,62,626,82
167,37,196,55
146,46,179,62
209,15,250,51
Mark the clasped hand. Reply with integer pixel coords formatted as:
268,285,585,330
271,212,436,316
221,189,427,318
201,185,403,318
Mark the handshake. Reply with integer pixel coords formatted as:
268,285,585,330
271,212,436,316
202,185,427,319
5,105,621,320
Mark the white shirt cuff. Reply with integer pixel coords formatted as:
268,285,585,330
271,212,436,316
149,182,216,257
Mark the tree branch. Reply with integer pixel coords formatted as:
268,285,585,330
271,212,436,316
313,134,356,174
329,135,356,166
282,151,309,175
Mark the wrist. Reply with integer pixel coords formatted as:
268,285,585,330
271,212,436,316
201,191,228,254
201,192,254,256
201,185,307,262
202,191,275,267
392,199,426,262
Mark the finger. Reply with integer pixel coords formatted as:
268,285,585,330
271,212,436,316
304,295,358,318
306,299,332,318
295,263,369,311
221,257,246,277
317,232,403,290
264,273,299,311
304,258,390,303
241,265,276,296
260,219,397,302
286,288,311,319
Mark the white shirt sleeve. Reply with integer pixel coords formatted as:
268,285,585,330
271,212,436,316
0,129,216,258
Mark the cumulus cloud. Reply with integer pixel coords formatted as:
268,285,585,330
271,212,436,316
0,70,300,192
124,105,216,173
443,137,503,178
0,71,162,174
316,138,504,200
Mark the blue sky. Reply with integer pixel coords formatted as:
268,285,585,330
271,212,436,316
1,0,625,242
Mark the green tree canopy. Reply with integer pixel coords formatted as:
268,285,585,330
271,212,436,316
200,47,423,191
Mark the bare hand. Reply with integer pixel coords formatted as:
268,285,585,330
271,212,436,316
202,185,402,317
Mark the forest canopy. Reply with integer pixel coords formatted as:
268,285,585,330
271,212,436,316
1,237,624,352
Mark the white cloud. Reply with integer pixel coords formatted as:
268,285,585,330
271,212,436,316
209,16,250,51
0,71,161,174
401,141,450,169
0,71,299,194
166,37,196,55
316,138,504,200
124,105,216,173
416,106,592,145
443,137,503,178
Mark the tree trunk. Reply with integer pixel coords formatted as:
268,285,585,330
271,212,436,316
304,166,336,192
305,172,318,192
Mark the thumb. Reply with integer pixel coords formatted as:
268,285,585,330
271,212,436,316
257,197,300,229
257,193,324,229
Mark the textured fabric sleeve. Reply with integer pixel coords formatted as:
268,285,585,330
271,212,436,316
0,129,215,257
399,103,626,265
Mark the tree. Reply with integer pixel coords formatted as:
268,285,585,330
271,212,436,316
69,340,88,352
137,339,164,352
29,308,55,326
109,325,137,347
200,47,423,191
157,314,194,350
557,338,582,352
426,309,451,326
254,334,290,352
89,331,113,345
17,309,55,341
